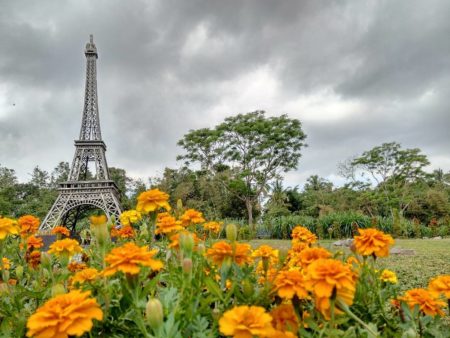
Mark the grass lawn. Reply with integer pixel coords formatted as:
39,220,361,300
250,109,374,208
249,238,450,291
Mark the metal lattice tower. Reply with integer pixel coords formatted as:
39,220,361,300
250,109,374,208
40,35,122,234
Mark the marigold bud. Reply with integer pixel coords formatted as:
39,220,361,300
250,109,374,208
182,258,193,274
51,283,66,297
242,279,254,298
226,223,237,242
15,265,24,279
176,199,183,210
2,270,9,281
180,233,194,256
197,243,206,254
41,252,52,268
146,298,164,328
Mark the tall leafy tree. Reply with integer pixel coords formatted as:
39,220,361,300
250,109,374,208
345,142,430,215
177,111,307,228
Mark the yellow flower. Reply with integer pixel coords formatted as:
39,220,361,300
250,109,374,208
274,270,309,300
48,239,82,258
353,228,394,257
219,305,275,338
0,217,19,239
180,209,205,226
68,261,87,273
206,241,252,266
119,210,142,226
26,290,103,338
291,226,317,245
90,215,107,226
0,257,11,270
203,221,222,233
399,288,446,316
270,304,299,334
155,213,183,235
252,245,279,260
380,269,398,284
305,258,357,319
51,226,70,237
297,247,332,269
115,225,135,239
103,242,163,277
72,268,99,286
168,231,200,250
25,235,44,250
26,251,41,269
18,215,40,238
429,275,450,299
136,189,171,214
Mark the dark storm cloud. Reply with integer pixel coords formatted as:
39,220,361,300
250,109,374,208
0,0,449,188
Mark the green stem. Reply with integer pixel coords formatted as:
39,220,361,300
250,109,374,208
336,299,378,337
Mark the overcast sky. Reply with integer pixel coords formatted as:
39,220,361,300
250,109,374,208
1,0,449,188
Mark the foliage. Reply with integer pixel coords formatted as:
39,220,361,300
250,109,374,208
177,111,307,228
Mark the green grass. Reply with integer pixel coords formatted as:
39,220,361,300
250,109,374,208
249,238,450,291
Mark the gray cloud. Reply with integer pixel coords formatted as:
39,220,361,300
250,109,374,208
0,0,449,189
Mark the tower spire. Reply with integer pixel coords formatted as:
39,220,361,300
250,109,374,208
80,34,101,141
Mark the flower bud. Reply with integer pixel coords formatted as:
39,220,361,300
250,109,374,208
212,308,221,320
41,252,52,268
176,199,183,210
226,224,237,242
242,279,254,298
182,258,193,274
197,243,206,254
180,233,194,256
51,283,66,297
146,298,164,329
0,283,8,294
15,265,24,280
2,270,9,281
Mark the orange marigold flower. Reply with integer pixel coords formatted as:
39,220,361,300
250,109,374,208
203,221,222,234
136,189,171,214
67,261,87,273
398,288,446,316
72,268,99,286
116,225,135,239
353,228,394,257
25,235,44,251
103,242,163,277
305,258,356,319
48,238,83,258
180,209,205,226
155,213,183,235
27,251,41,269
274,270,309,300
8,278,17,286
206,241,252,266
26,290,103,338
297,247,332,269
119,210,142,227
18,215,40,238
429,275,450,299
219,305,275,338
0,257,11,270
291,226,317,244
51,226,70,237
90,215,108,226
0,217,19,240
252,245,279,260
270,304,299,334
380,269,398,284
169,231,200,250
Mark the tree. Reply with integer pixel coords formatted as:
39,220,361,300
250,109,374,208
50,162,70,187
344,142,430,215
177,111,307,228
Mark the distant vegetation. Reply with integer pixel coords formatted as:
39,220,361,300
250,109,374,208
1,112,449,238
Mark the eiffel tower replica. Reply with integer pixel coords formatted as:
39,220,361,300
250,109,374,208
40,35,122,235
